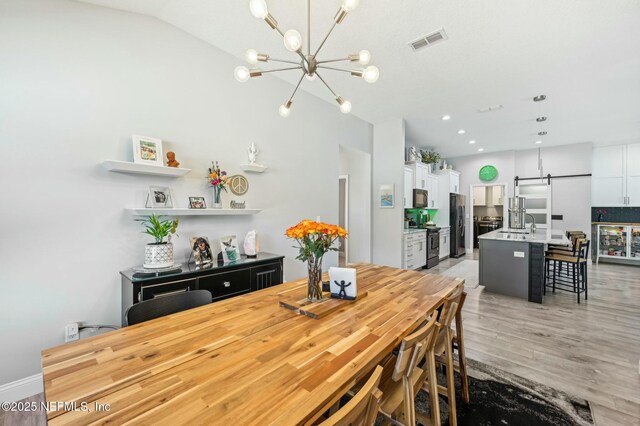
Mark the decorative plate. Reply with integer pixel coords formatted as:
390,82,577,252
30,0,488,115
479,165,498,182
229,175,249,196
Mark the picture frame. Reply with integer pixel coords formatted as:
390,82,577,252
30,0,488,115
147,186,173,208
132,134,163,166
189,197,206,209
379,184,394,208
191,236,213,266
329,267,357,300
219,235,239,263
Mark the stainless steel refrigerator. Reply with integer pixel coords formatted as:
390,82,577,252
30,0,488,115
450,194,466,258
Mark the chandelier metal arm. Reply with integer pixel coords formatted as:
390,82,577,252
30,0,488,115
288,72,306,103
317,65,351,73
269,58,302,65
313,19,338,58
317,57,351,64
262,66,304,74
315,71,339,98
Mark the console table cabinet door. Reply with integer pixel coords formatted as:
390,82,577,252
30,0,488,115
140,278,197,302
198,269,251,301
250,262,283,291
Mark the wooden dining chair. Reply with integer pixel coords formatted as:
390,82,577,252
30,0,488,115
377,313,441,426
319,366,383,426
124,289,212,326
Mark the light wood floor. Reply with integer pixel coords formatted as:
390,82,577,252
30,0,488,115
2,254,638,426
428,252,640,426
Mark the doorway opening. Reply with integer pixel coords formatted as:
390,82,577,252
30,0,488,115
470,183,508,250
338,175,349,266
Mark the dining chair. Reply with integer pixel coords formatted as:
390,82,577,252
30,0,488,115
377,313,441,426
432,285,465,426
318,365,383,426
124,289,212,326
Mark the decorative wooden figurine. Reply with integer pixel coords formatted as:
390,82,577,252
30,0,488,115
166,151,180,168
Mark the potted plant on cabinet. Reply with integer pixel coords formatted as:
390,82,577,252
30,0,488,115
136,215,179,269
421,149,441,172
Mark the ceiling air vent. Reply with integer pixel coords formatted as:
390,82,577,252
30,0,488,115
409,28,448,51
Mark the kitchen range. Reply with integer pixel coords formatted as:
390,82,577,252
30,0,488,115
404,208,441,270
474,216,504,247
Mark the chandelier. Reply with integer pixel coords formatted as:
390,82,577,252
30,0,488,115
234,0,379,117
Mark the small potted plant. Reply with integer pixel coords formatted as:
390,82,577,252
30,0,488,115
136,215,179,269
421,149,441,172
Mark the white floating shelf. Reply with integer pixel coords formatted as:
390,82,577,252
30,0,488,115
102,160,191,177
126,208,261,216
240,164,267,173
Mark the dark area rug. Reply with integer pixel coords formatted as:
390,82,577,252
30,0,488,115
412,358,593,426
362,358,593,426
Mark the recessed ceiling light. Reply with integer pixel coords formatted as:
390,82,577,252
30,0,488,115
538,131,547,136
457,129,466,134
441,115,451,121
533,95,547,102
535,140,543,144
478,148,484,152
536,116,547,122
468,140,476,144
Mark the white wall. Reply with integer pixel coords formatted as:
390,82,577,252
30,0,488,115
0,0,372,390
339,146,372,263
372,119,405,267
448,142,593,248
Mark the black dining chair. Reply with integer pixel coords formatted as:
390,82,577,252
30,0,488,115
124,290,212,326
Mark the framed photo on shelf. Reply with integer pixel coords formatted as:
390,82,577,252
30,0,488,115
379,184,394,208
132,134,163,166
189,197,206,209
219,235,239,263
191,236,213,266
147,186,173,208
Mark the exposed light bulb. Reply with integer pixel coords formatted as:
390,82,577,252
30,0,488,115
340,100,352,114
342,0,360,12
245,49,259,65
305,73,317,81
358,50,371,65
441,115,451,121
283,29,302,52
234,66,250,83
457,129,466,135
249,0,269,19
279,104,291,118
363,65,379,83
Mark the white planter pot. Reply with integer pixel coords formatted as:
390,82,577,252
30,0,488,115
144,243,174,269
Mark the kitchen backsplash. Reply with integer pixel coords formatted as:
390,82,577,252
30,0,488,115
592,207,640,223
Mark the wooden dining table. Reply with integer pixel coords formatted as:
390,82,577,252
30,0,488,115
42,264,464,425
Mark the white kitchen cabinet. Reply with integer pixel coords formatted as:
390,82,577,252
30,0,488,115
426,175,440,209
473,186,486,206
406,161,430,191
626,143,640,206
403,166,414,209
491,185,504,205
403,231,427,269
449,172,461,194
591,144,639,207
439,227,450,259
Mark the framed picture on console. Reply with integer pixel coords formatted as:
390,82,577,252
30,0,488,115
191,236,213,266
132,134,163,166
220,235,239,263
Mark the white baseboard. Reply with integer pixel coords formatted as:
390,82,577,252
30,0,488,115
465,248,473,254
0,374,43,402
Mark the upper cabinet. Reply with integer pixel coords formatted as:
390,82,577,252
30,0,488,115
426,175,439,209
410,162,430,191
491,186,504,205
449,171,461,194
403,166,414,209
592,144,640,207
473,186,487,206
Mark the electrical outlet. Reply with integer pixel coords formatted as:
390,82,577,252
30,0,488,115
65,322,79,343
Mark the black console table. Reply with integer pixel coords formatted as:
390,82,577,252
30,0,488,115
120,253,284,325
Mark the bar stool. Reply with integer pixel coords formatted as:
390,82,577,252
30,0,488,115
544,239,590,303
546,232,586,276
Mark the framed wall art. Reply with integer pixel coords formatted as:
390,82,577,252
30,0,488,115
147,186,173,208
132,134,163,166
379,184,394,208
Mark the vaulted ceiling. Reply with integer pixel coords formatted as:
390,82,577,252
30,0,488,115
76,0,640,157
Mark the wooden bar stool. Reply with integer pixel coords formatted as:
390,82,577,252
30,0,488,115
377,313,441,426
544,239,590,303
319,366,383,426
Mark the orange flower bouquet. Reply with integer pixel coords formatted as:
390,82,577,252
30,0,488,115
207,161,228,208
286,220,348,302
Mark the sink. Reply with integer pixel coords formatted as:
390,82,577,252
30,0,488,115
499,230,530,235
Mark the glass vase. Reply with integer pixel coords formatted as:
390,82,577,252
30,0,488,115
307,256,324,302
212,186,222,209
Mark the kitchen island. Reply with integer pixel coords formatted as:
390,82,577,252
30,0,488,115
479,228,570,303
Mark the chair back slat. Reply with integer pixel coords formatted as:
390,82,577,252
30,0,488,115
392,314,439,382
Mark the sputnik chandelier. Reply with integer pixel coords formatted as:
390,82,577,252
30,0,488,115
234,0,379,117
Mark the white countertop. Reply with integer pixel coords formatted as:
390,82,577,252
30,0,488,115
404,228,428,234
479,228,571,245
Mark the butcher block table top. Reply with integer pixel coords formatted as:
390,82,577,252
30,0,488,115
42,264,464,426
